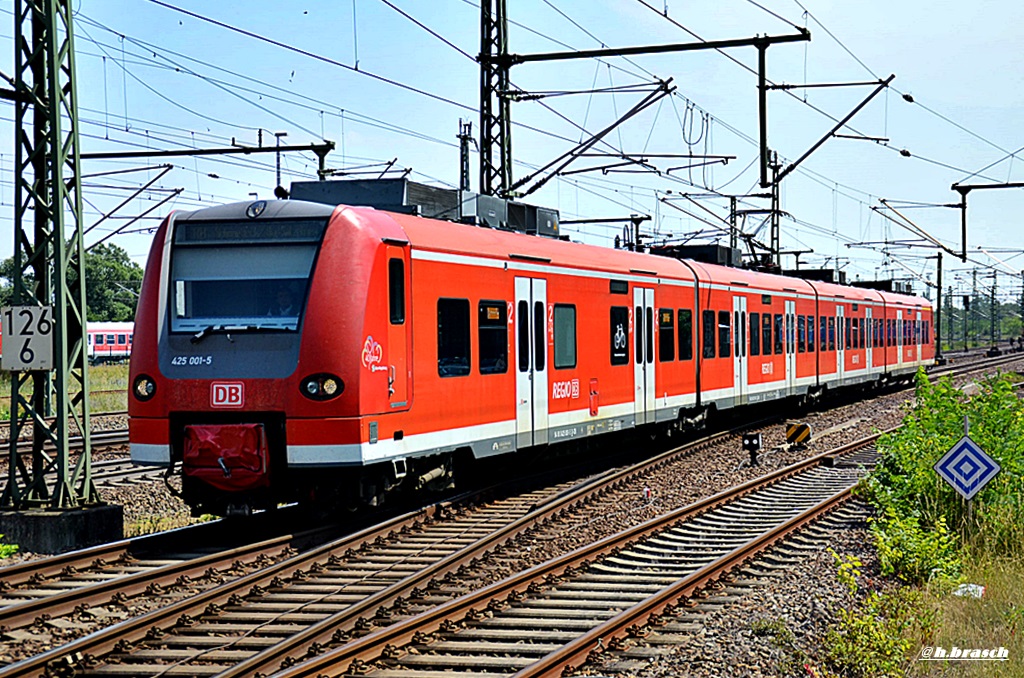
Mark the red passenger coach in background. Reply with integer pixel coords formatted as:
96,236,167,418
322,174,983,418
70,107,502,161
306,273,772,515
128,181,934,517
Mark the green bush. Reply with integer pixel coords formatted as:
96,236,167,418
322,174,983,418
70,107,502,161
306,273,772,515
0,535,19,559
870,508,960,585
826,587,936,677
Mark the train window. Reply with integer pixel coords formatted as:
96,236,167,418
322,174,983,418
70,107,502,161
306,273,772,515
807,316,815,352
762,314,773,355
636,306,643,364
925,321,931,344
701,310,716,359
106,334,115,345
478,301,508,374
658,309,675,362
553,305,577,369
388,259,405,325
860,319,866,349
518,301,530,372
773,314,783,355
95,334,104,345
819,316,827,352
87,334,92,345
718,311,731,359
117,334,127,345
749,312,760,356
646,308,654,364
797,316,805,353
437,299,470,377
828,317,836,351
787,314,795,354
738,312,746,358
611,307,629,365
844,318,851,350
534,302,546,371
678,309,693,361
761,294,772,305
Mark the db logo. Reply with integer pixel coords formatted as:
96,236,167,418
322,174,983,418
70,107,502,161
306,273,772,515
211,382,244,408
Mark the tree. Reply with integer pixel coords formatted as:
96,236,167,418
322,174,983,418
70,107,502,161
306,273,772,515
83,244,144,321
0,243,143,322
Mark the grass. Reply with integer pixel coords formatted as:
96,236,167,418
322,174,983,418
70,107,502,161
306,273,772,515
123,513,217,538
909,558,1024,677
0,363,129,418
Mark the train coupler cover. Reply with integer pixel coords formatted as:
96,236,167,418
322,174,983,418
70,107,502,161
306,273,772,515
183,423,270,491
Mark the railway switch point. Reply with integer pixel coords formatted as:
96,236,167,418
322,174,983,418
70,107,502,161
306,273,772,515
0,504,123,555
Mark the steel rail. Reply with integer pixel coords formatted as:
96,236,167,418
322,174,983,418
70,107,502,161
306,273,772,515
0,525,343,630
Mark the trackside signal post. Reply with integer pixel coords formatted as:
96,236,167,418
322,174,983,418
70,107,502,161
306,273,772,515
0,0,121,553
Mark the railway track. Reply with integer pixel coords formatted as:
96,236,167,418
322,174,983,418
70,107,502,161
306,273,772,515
1,430,137,490
0,509,351,634
267,439,882,678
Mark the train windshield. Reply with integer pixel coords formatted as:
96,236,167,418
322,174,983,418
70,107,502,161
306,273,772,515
168,218,327,333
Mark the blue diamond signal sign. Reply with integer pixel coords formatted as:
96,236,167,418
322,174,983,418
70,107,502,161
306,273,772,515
934,435,1000,501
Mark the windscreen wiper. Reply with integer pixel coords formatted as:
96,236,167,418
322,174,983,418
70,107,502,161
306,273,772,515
190,324,293,344
190,325,223,344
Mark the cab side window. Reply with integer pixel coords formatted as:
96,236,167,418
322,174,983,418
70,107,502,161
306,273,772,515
389,259,405,324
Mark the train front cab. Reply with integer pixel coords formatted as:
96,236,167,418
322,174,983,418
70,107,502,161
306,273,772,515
129,199,374,515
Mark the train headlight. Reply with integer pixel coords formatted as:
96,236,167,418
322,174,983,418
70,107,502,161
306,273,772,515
322,378,338,396
300,373,344,401
133,375,157,401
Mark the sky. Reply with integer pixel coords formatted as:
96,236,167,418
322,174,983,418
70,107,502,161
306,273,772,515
2,0,1024,302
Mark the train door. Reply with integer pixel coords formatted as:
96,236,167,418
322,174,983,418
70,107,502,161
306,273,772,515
386,246,411,410
785,300,796,393
515,277,549,448
633,287,655,425
896,310,904,368
836,305,846,382
866,307,874,372
733,296,747,402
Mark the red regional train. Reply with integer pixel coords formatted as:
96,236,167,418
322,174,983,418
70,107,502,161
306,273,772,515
128,195,933,516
